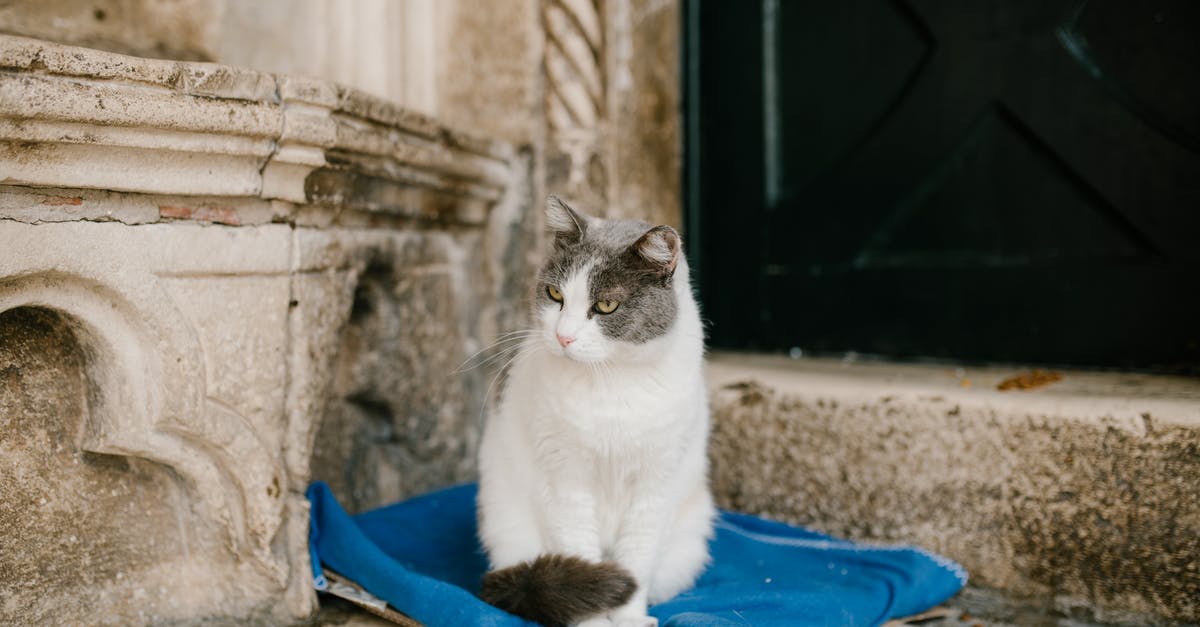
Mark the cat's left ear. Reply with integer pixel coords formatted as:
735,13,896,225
631,225,681,278
545,195,588,246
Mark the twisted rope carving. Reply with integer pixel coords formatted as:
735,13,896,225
542,0,606,134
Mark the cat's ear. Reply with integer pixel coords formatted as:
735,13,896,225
631,225,681,277
545,196,587,246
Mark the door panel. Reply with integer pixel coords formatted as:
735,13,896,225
688,0,1200,369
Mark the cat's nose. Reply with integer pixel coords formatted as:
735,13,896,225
556,334,575,347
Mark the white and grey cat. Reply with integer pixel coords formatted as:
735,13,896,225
477,197,715,627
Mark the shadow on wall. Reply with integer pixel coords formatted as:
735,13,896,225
309,253,477,514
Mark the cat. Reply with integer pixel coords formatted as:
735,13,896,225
476,197,715,627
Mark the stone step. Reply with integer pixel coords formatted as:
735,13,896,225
706,352,1200,625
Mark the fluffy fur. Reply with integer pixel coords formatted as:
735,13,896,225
477,197,715,627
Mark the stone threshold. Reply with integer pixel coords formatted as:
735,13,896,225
707,352,1200,427
706,351,1200,625
0,34,513,226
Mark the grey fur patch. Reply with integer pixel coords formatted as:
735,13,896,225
536,199,680,344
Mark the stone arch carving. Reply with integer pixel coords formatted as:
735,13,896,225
0,304,193,622
0,272,287,587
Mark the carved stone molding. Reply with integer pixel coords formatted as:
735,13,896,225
0,34,511,226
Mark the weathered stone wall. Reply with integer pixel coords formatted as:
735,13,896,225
1,0,685,230
0,34,525,623
0,0,686,619
0,307,234,624
434,1,544,146
305,230,485,514
0,215,524,622
613,0,683,228
0,0,221,61
0,0,439,109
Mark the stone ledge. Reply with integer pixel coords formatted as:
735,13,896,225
0,35,512,225
706,352,1200,624
708,353,1199,426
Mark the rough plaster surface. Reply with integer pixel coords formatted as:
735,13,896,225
707,353,1200,624
0,222,306,623
0,1,434,107
434,0,543,147
302,229,484,513
613,0,683,228
0,307,230,625
0,0,221,61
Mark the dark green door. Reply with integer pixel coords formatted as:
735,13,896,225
686,0,1200,369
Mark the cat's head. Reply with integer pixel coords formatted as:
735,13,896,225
534,196,683,363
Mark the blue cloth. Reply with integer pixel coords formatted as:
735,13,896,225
307,482,966,627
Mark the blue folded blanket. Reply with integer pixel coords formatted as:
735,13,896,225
307,482,966,626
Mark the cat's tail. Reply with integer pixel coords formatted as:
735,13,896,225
480,554,637,626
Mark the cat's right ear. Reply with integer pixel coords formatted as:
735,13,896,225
545,196,587,246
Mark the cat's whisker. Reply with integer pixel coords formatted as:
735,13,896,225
456,333,539,366
495,328,542,338
476,348,523,428
599,360,616,388
453,331,542,373
476,370,505,430
644,367,671,393
475,343,543,429
456,340,532,374
456,338,528,372
487,342,539,377
478,329,543,345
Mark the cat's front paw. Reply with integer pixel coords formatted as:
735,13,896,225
574,618,613,627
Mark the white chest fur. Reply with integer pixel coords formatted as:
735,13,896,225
514,353,701,449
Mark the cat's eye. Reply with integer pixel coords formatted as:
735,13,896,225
593,300,619,314
546,285,564,302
